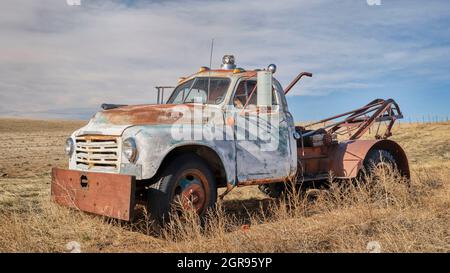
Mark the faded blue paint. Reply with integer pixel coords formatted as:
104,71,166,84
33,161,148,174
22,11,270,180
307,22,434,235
121,123,237,185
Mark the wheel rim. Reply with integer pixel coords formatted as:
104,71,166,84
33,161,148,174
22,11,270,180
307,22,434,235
174,169,208,214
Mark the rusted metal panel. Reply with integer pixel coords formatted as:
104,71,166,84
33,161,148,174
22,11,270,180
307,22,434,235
297,139,410,180
51,168,135,221
192,69,258,79
326,139,411,179
237,177,287,186
98,104,198,126
327,140,377,178
298,146,329,176
94,103,220,126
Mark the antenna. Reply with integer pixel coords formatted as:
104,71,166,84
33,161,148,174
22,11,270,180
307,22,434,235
209,38,214,69
207,38,214,103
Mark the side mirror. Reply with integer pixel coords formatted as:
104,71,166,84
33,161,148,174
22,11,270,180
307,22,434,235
257,71,273,107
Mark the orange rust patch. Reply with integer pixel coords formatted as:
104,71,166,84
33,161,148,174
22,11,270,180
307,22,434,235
226,116,235,126
76,135,117,140
99,104,201,126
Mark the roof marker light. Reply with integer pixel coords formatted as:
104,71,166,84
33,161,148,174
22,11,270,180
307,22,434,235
199,66,210,72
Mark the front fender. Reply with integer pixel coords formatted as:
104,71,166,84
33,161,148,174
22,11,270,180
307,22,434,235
328,139,409,179
122,125,236,184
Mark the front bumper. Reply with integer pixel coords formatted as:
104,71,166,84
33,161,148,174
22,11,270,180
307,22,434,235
51,168,136,221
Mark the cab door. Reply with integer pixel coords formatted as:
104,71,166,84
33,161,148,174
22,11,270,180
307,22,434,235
230,78,293,183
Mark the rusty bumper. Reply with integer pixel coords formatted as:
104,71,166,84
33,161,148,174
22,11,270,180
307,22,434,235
51,168,136,221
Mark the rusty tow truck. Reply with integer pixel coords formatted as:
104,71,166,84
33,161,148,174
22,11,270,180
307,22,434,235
51,55,409,222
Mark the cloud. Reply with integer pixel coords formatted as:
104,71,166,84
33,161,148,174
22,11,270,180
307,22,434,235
1,0,449,119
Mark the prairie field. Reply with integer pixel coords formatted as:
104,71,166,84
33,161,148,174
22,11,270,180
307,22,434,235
0,118,448,253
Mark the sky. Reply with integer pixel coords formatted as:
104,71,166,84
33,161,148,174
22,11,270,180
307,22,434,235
0,0,449,122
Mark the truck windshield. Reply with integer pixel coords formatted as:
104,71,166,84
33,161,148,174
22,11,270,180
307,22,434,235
167,77,230,104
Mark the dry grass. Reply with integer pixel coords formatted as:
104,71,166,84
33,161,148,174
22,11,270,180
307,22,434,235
0,118,448,253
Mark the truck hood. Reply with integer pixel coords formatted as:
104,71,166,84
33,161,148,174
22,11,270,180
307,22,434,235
76,103,209,136
75,121,132,136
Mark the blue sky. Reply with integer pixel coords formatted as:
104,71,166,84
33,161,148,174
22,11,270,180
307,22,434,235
0,0,449,121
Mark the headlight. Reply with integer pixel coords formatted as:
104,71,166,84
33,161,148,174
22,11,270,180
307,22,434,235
64,138,74,156
122,138,137,163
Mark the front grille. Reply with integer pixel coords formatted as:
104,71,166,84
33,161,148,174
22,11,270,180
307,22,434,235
75,135,120,171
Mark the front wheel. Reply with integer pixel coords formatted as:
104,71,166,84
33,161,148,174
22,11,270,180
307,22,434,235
147,153,217,224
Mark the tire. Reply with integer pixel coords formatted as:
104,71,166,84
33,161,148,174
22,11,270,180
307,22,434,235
362,149,396,177
147,153,217,224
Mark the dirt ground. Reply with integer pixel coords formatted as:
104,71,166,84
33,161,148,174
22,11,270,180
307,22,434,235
0,118,448,252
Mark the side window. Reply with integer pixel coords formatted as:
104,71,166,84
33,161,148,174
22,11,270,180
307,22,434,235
273,79,288,111
233,81,249,108
233,80,279,108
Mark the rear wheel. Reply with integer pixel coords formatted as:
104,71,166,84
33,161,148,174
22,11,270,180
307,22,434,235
147,154,217,224
362,149,397,179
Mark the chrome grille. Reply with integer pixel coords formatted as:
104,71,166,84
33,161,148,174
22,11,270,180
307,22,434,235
75,135,120,171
